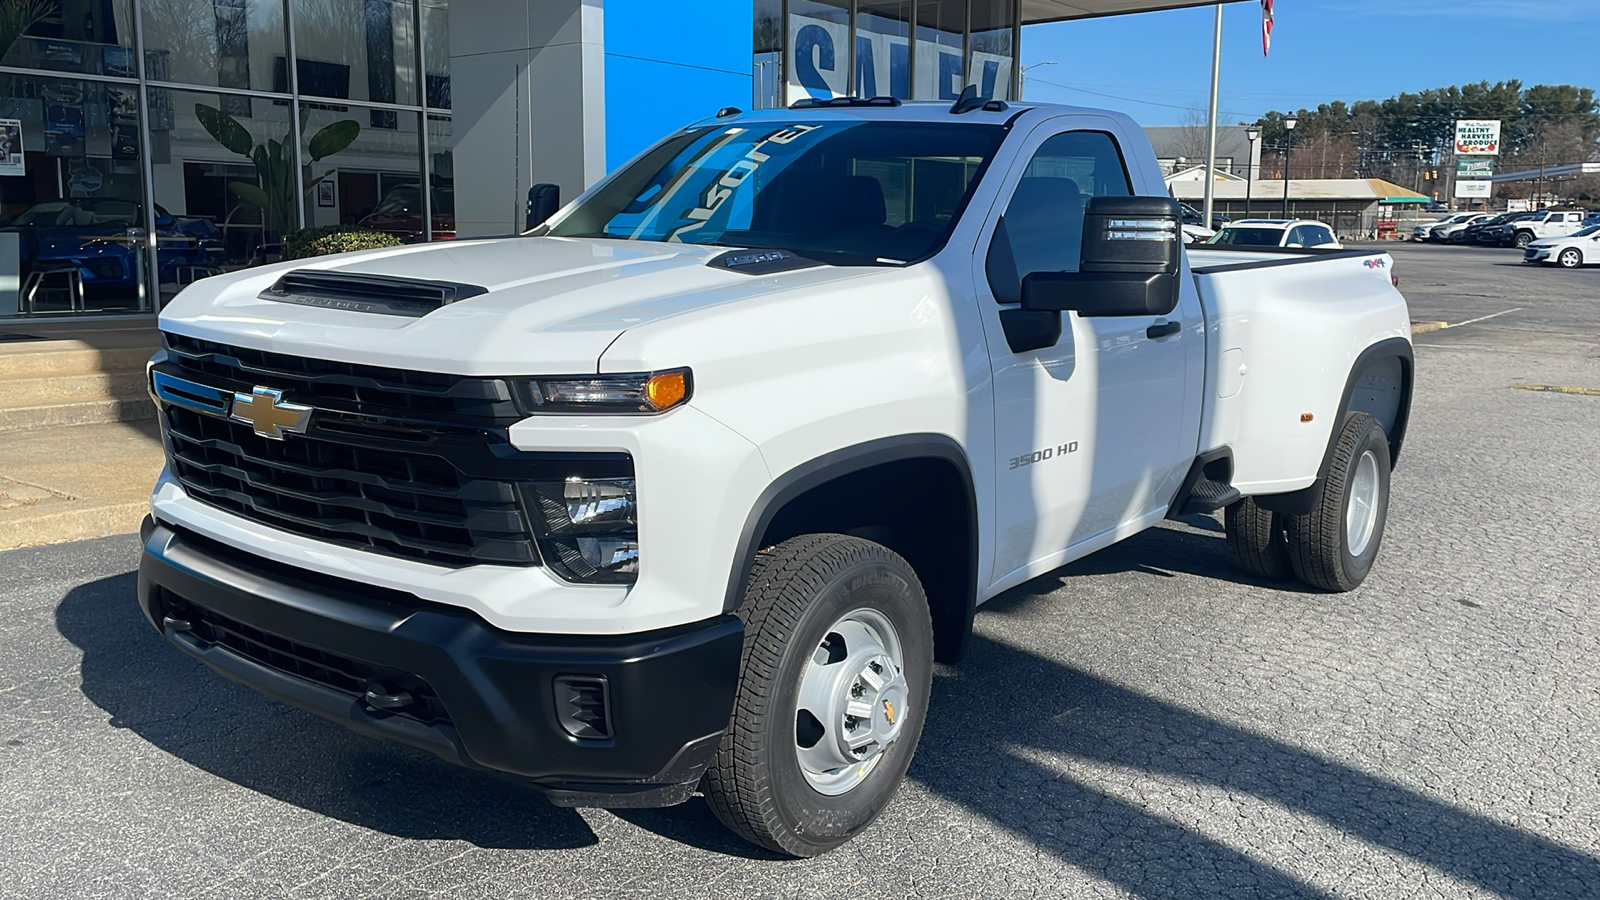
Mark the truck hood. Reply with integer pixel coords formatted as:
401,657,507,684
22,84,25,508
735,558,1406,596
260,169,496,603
159,236,869,375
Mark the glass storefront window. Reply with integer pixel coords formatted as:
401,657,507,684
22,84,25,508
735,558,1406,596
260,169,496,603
915,0,965,100
752,0,781,108
0,0,135,77
855,1,912,100
424,113,453,237
146,89,290,302
968,0,1013,100
787,0,849,104
0,74,147,316
292,0,417,108
421,0,449,108
299,103,420,239
140,0,287,94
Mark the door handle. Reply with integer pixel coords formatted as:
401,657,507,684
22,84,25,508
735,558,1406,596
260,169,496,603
1146,321,1181,340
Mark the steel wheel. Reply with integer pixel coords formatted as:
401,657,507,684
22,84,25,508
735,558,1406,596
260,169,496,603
793,608,908,796
1345,449,1381,557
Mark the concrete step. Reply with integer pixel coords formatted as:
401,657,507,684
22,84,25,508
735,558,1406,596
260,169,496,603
0,343,155,378
0,371,149,407
0,397,156,433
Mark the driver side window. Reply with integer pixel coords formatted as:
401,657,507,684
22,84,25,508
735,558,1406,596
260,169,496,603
985,131,1133,304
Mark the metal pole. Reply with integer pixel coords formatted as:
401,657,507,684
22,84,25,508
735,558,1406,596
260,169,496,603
1282,144,1292,218
1202,4,1222,228
1245,157,1252,218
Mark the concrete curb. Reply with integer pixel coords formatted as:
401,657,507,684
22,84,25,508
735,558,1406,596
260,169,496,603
0,501,149,552
1412,321,1449,334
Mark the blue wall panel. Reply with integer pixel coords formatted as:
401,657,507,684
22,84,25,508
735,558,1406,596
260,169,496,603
604,0,753,169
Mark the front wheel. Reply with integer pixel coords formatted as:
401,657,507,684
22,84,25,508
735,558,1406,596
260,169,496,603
702,534,934,857
1558,248,1583,268
1286,412,1392,592
1513,231,1534,249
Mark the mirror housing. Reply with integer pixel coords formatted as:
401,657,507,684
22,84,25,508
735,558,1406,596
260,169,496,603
526,183,560,230
1020,196,1183,318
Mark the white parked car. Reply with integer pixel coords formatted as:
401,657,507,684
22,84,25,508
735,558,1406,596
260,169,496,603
1208,219,1342,249
1523,224,1600,267
141,100,1412,857
1510,210,1589,249
1413,214,1469,240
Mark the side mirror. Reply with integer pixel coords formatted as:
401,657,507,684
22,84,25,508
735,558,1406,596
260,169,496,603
1020,196,1182,318
526,183,560,230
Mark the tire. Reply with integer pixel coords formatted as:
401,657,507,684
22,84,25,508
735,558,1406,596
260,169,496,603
1224,497,1293,581
1513,231,1534,249
1558,248,1583,268
1286,412,1391,592
702,534,934,857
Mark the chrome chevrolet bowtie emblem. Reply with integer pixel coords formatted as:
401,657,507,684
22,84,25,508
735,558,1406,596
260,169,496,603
230,386,312,440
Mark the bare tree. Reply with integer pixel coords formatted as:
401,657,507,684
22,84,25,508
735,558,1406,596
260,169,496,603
1171,104,1212,169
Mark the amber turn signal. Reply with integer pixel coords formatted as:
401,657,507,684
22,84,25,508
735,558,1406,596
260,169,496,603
645,370,689,411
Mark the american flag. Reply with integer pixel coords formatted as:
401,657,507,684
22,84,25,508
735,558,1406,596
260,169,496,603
1261,0,1274,56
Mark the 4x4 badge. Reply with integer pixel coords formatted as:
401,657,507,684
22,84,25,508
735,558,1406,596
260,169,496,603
230,386,312,440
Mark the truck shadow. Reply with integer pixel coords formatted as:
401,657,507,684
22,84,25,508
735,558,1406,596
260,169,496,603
54,571,598,851
997,517,1318,595
908,634,1600,899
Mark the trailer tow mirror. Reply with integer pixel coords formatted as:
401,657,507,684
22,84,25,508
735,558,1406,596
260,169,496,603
1020,196,1183,319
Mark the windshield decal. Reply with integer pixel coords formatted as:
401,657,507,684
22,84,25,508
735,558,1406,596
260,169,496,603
667,124,821,242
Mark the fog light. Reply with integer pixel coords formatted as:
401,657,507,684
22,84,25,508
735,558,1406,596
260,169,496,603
576,536,639,573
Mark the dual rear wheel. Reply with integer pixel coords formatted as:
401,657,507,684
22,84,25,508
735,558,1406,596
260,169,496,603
1225,411,1391,592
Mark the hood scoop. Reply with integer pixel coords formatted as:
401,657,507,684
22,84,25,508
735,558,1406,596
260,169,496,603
259,269,488,318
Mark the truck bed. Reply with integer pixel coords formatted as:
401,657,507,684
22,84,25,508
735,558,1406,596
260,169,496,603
1187,245,1410,497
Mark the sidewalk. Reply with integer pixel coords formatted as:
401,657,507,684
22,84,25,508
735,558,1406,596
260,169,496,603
0,419,165,551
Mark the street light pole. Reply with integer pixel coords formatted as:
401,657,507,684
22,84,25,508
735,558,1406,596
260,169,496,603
1245,126,1260,219
1281,116,1298,219
1018,61,1056,100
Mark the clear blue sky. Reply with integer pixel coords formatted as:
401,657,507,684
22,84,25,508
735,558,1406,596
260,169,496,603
1019,0,1600,126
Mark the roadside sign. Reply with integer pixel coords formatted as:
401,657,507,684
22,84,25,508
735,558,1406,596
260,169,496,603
1584,162,1600,174
1507,199,1530,212
1455,120,1501,156
1454,180,1492,199
1456,158,1494,177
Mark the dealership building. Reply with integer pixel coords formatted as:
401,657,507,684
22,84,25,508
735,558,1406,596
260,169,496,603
0,0,1212,324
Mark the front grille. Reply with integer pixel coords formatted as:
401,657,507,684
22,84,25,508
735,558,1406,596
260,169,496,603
157,333,632,568
163,332,523,422
1524,249,1539,260
159,588,451,726
163,404,537,565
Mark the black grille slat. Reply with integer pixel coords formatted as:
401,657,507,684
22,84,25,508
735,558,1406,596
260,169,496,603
163,333,519,423
163,590,452,726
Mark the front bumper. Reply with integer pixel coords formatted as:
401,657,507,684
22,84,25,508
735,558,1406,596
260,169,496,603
1523,247,1554,263
137,517,744,807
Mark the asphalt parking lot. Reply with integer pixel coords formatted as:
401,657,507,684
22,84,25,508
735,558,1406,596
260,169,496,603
3,240,1599,899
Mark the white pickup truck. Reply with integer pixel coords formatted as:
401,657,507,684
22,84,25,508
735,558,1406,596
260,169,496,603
139,95,1413,857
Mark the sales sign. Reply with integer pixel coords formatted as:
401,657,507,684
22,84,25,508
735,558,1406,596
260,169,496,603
1454,119,1501,156
1456,158,1494,177
1454,180,1492,199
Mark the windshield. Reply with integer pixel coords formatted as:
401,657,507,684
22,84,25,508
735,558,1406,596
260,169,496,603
1573,225,1600,237
1208,226,1283,247
543,120,1006,264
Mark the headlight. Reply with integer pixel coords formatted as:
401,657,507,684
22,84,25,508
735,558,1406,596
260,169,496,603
517,369,691,414
526,476,640,584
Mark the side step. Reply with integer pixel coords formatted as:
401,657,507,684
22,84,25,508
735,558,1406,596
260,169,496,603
1168,451,1241,517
